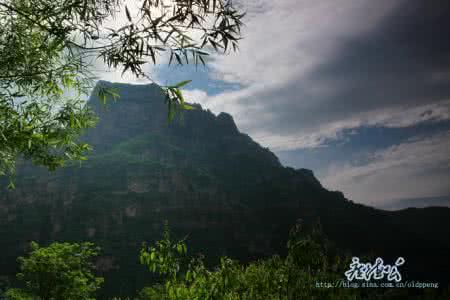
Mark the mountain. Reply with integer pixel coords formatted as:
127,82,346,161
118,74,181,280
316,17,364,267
378,195,450,210
1,81,450,298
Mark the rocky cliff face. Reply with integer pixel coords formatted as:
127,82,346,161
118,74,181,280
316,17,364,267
1,81,450,298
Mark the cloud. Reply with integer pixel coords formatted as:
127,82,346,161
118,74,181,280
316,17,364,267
320,130,450,205
192,0,450,151
182,89,209,105
90,59,153,85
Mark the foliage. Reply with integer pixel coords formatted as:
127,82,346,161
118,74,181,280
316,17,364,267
0,96,98,189
5,242,103,300
3,224,449,299
137,222,356,300
4,288,34,300
140,221,188,281
0,0,244,183
136,221,450,300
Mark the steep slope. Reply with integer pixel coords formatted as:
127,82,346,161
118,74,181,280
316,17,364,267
1,81,449,298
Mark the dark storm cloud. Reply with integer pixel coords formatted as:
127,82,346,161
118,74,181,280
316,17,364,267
257,0,450,137
307,0,450,112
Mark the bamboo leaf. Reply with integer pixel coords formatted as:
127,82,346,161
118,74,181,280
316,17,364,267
172,80,192,88
125,6,132,22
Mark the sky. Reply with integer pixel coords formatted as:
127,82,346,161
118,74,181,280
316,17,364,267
95,0,450,207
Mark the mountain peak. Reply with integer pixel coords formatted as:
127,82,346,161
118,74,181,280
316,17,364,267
216,112,239,134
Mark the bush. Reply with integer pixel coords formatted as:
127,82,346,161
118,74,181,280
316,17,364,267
5,242,103,300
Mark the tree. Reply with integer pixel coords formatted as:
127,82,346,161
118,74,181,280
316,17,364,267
140,221,188,281
5,242,103,300
136,222,430,300
0,0,244,185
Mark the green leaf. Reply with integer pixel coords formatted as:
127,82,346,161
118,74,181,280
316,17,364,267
173,88,184,103
172,80,192,88
7,181,15,190
167,101,176,121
